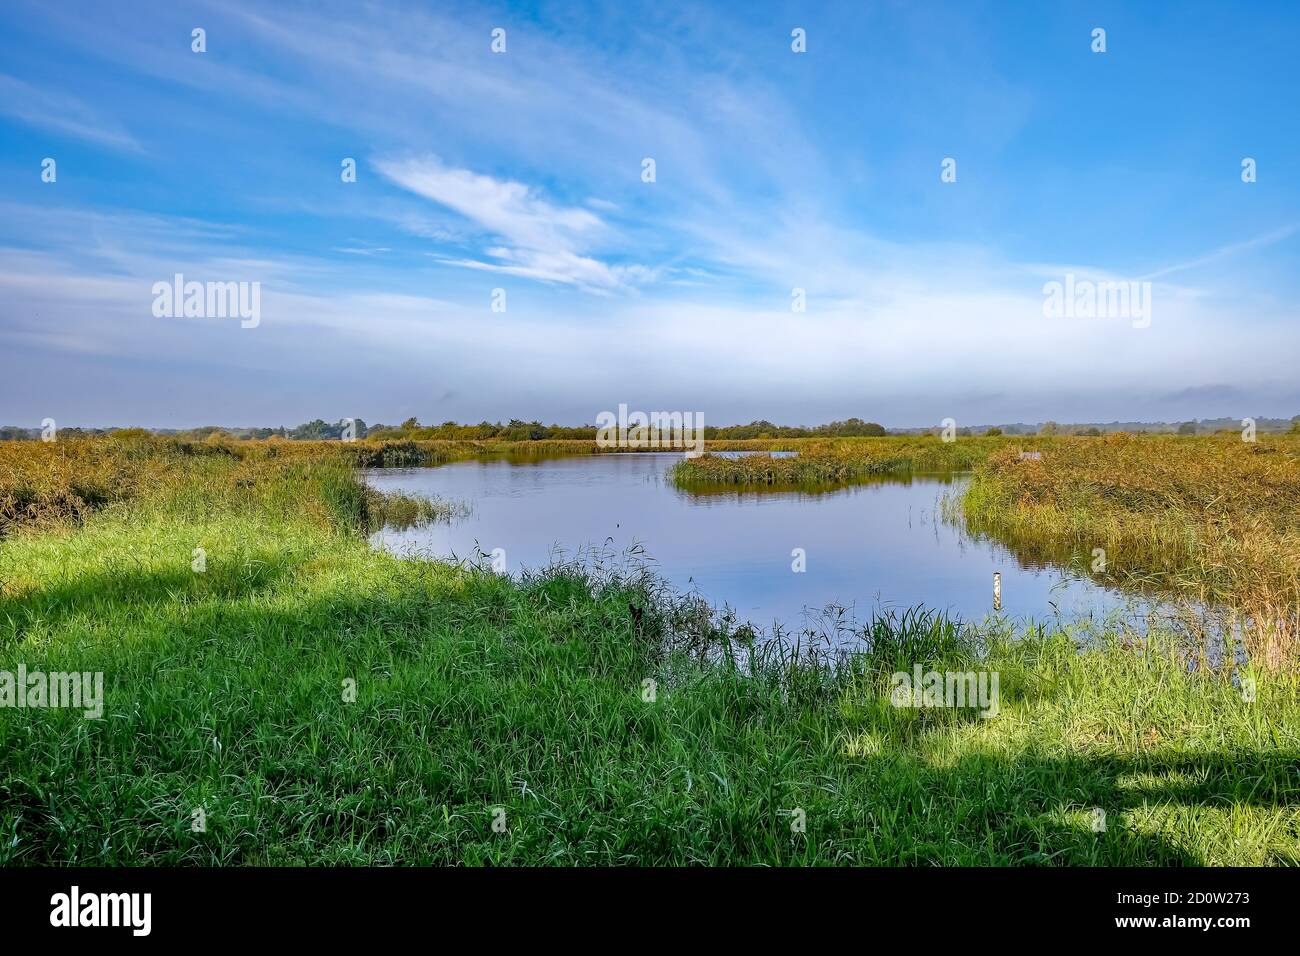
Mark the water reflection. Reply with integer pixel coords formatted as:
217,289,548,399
366,453,1133,633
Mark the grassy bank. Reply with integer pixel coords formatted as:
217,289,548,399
1,438,1297,865
957,434,1300,669
0,434,785,534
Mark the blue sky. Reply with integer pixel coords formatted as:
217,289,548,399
1,0,1298,428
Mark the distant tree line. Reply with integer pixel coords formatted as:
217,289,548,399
363,417,888,440
4,415,1299,441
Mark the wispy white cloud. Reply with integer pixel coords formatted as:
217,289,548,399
0,73,142,151
333,246,392,256
378,155,650,292
8,235,1299,428
1139,225,1299,280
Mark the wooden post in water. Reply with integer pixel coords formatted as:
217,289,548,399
993,572,1002,611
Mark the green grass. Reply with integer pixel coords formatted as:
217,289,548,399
1,453,1296,865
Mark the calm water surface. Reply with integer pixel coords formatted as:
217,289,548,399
365,453,1126,631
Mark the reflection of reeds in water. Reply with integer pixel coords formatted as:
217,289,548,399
671,436,1021,486
674,469,963,501
668,432,1300,671
362,487,468,531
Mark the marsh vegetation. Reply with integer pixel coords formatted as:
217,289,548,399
1,434,1296,865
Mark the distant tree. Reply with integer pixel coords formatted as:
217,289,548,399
1178,422,1197,436
1077,427,1102,437
839,419,886,437
290,419,333,440
1290,415,1300,434
502,419,549,441
1039,421,1060,436
984,427,1003,436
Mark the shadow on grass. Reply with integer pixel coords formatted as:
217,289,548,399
0,556,296,648
0,559,1295,865
923,747,1300,866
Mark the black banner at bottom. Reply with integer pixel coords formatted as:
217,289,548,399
0,866,1279,941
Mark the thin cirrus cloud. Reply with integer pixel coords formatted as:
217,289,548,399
1138,225,1300,282
1,0,1298,428
0,73,142,152
374,155,650,293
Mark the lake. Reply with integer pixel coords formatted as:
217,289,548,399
365,452,1127,632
